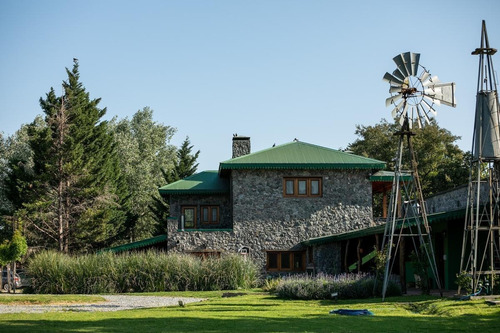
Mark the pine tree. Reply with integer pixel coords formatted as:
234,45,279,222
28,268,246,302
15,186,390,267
168,136,200,183
16,59,127,253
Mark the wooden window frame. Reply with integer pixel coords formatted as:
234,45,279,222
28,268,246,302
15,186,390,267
181,206,197,229
266,251,306,272
283,177,322,198
201,206,220,225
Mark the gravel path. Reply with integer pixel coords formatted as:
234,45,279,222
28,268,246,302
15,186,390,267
0,295,205,313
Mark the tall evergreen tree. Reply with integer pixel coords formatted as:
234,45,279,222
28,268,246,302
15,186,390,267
167,136,200,183
11,60,127,253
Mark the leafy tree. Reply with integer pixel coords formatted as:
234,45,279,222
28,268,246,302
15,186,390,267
348,118,469,198
110,107,176,242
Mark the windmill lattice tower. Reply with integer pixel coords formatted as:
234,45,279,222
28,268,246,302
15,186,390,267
381,52,456,300
459,20,500,295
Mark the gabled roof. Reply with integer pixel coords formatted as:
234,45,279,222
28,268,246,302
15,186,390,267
219,141,386,171
158,170,229,195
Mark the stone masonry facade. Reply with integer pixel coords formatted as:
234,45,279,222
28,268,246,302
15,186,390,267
167,168,376,274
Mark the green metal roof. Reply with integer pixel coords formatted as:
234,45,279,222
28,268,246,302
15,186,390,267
369,170,413,182
302,209,466,246
158,170,229,195
101,234,167,253
219,141,386,171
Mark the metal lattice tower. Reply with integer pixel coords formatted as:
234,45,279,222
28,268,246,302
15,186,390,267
381,52,457,300
459,20,500,295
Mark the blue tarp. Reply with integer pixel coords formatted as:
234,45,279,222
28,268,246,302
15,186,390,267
330,309,374,316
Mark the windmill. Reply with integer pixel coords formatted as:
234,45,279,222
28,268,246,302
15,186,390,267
459,20,500,295
381,52,456,299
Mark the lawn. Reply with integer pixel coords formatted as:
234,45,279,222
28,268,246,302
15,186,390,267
0,290,499,332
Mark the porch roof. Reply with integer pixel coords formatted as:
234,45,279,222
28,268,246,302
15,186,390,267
100,234,167,253
301,208,466,246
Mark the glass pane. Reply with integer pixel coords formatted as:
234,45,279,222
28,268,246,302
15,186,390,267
184,208,195,228
211,207,218,222
285,180,294,195
298,180,307,195
268,253,278,269
311,180,319,195
294,253,303,269
202,207,209,222
281,253,291,269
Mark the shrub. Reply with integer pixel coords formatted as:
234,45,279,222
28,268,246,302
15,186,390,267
27,250,258,294
275,273,401,300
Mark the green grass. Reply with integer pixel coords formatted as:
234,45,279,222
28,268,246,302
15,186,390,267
0,290,499,332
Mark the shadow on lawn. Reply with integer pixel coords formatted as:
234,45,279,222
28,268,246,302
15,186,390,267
1,312,500,333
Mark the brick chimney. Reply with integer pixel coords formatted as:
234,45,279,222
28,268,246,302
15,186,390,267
232,135,251,158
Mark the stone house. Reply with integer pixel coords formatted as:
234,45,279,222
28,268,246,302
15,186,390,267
159,136,386,274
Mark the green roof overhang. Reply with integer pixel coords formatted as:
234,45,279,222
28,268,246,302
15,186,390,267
159,170,229,195
369,170,413,182
219,141,385,172
302,209,466,246
100,234,167,253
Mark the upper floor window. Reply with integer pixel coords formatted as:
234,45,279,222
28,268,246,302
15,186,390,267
201,206,219,224
283,177,322,197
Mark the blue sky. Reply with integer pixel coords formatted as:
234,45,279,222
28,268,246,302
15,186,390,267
1,0,499,171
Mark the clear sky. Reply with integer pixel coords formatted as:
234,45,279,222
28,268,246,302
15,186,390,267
1,0,499,171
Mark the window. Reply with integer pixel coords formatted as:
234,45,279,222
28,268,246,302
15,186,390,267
182,206,196,229
283,177,322,197
201,206,219,224
266,251,306,271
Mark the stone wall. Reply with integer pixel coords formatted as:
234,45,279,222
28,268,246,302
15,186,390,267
167,168,375,274
231,169,374,272
425,182,489,214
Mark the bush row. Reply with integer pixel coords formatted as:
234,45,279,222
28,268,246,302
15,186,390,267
27,250,259,294
274,273,402,300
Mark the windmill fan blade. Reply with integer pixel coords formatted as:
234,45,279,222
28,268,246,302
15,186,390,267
386,94,403,107
420,70,430,83
411,53,420,76
389,85,402,93
391,100,405,118
403,52,412,77
422,98,438,116
393,54,409,78
427,82,456,107
408,106,414,129
392,69,406,81
383,72,403,85
423,94,441,106
423,75,440,87
424,86,443,96
418,103,432,124
415,105,423,128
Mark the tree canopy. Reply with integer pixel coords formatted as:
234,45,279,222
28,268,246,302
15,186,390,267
348,118,469,198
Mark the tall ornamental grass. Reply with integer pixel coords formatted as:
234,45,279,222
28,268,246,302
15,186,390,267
275,273,402,300
27,251,258,294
